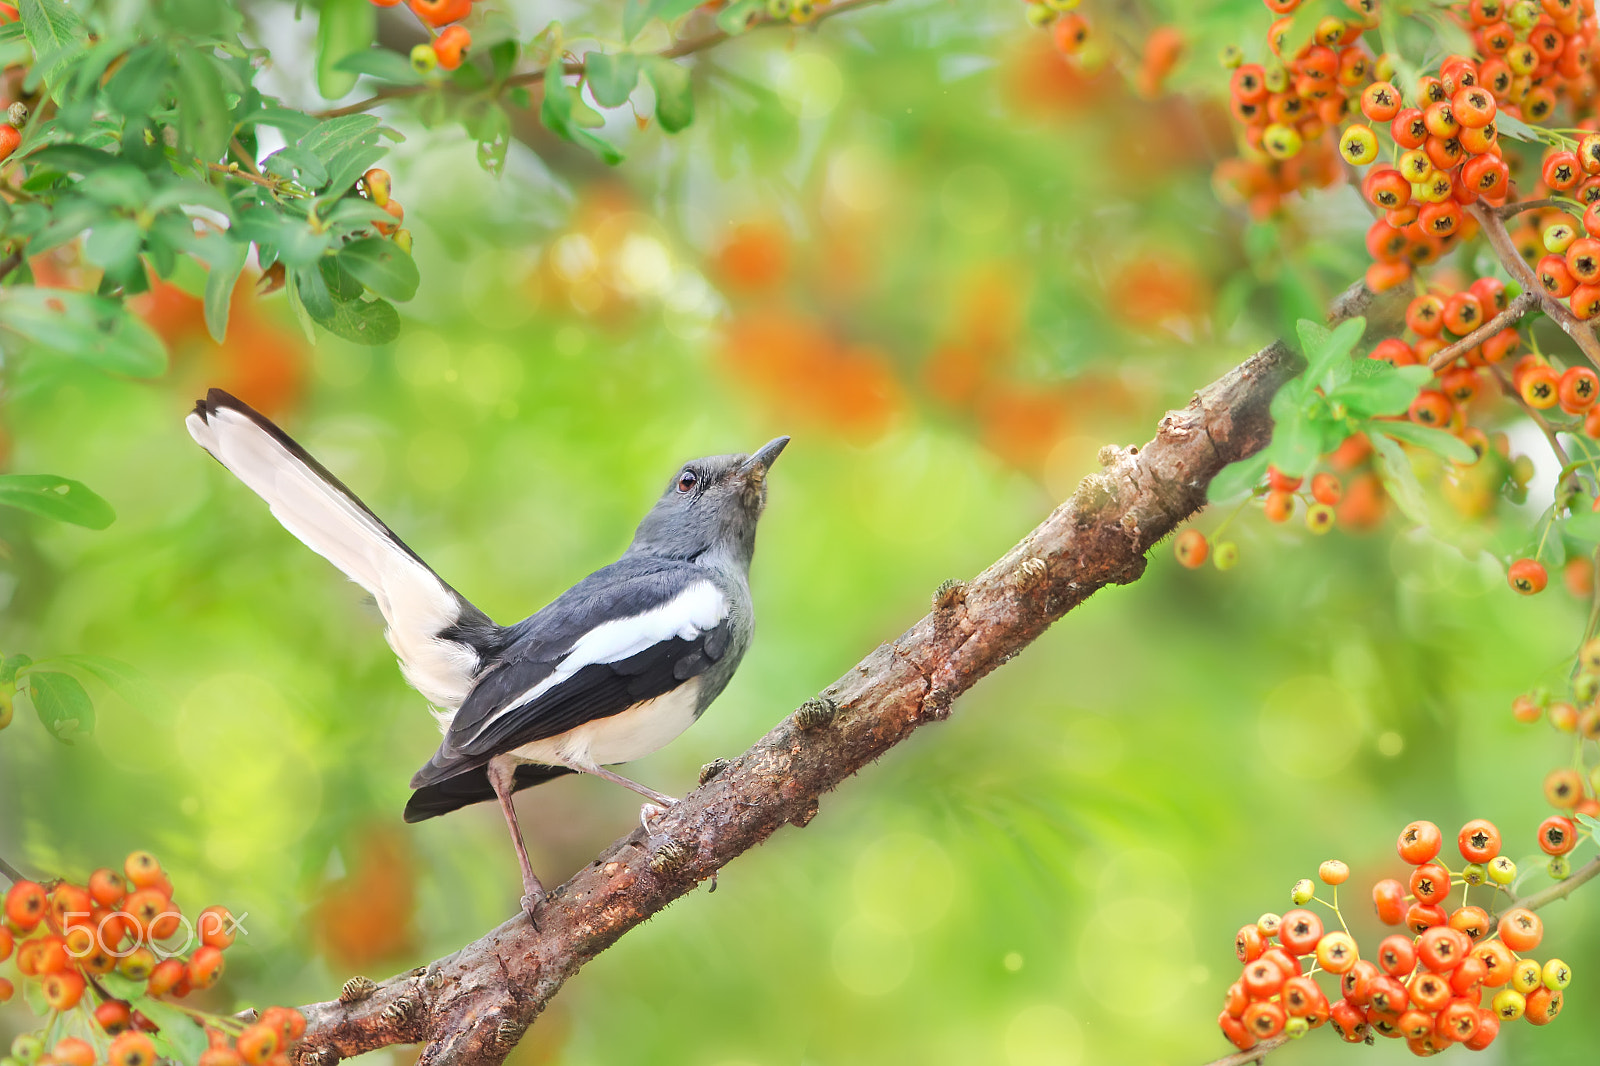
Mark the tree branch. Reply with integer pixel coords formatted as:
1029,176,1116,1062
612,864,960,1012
315,0,892,120
287,281,1405,1066
0,852,26,883
1425,290,1539,371
1469,202,1600,370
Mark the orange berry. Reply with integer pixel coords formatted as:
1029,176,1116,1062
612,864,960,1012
434,24,470,70
1397,820,1443,864
1318,859,1349,885
1537,814,1577,855
1498,907,1543,952
4,879,47,931
0,926,11,961
189,944,226,989
0,976,11,1002
0,123,17,163
1372,878,1406,925
42,969,86,1011
198,905,236,949
236,1024,280,1066
124,851,163,889
108,1032,158,1066
147,957,186,997
1457,819,1501,862
53,1038,95,1066
200,1050,245,1066
1509,557,1548,594
96,999,133,1035
407,0,470,27
1174,528,1208,568
88,867,128,906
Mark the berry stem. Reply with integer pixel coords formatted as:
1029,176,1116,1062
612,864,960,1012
1511,854,1600,910
1471,201,1600,372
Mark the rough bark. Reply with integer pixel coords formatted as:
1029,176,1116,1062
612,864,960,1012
293,282,1404,1066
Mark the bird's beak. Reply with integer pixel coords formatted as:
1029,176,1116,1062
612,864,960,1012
742,436,790,476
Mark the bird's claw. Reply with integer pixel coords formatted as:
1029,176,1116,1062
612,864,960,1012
520,891,544,929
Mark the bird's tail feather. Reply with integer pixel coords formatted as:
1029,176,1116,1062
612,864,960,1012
187,388,487,712
403,762,573,822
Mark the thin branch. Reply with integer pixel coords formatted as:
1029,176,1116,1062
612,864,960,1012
1426,290,1539,371
0,249,22,284
0,853,25,883
1511,853,1600,910
1469,202,1600,371
288,281,1407,1066
1497,196,1574,219
1489,364,1571,468
314,0,892,120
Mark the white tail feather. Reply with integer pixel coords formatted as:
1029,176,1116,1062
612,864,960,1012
187,397,480,712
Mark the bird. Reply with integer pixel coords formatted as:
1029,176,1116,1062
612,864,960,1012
185,389,787,916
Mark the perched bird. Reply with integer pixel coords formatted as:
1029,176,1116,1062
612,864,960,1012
186,389,786,915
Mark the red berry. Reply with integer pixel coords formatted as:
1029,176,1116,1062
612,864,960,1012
1398,820,1443,864
1509,557,1548,594
1372,878,1406,924
1537,814,1577,855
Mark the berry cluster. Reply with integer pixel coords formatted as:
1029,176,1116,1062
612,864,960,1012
367,0,475,73
1,852,304,1066
1018,1,1186,96
1220,819,1574,1057
358,168,411,255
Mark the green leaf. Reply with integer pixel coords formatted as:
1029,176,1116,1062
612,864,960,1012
83,218,144,279
40,654,163,713
623,0,706,41
1256,416,1323,481
78,165,155,210
1494,111,1544,144
203,238,249,343
715,0,764,35
540,79,623,164
96,972,145,1001
645,57,694,133
174,47,231,163
138,1000,209,1065
1328,363,1431,420
587,51,640,108
19,0,85,90
316,0,376,100
25,143,115,175
339,237,418,302
473,102,511,175
334,47,425,86
262,145,329,187
1370,430,1428,525
1562,512,1600,542
1376,420,1478,464
0,474,115,528
297,114,387,193
103,43,172,118
1298,315,1365,395
1207,452,1267,503
0,289,168,377
294,263,400,345
28,671,94,744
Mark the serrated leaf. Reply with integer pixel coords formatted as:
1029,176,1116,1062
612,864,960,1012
1371,430,1427,525
1330,363,1431,419
0,474,115,528
203,237,249,343
1298,315,1365,395
339,237,418,302
587,51,640,108
645,56,694,133
317,0,375,99
138,1000,209,1064
1376,420,1478,464
1207,452,1268,503
19,0,85,90
28,671,94,744
0,289,168,377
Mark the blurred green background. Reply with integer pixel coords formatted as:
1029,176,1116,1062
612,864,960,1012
3,0,1597,1063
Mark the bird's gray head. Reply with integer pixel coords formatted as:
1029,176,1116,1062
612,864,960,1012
628,437,789,565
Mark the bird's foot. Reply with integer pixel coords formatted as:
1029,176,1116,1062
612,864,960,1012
638,798,680,835
520,891,544,929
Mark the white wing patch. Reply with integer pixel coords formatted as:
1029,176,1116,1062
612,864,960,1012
497,580,727,719
187,403,478,711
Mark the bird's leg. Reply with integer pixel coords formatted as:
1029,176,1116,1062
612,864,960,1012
576,761,679,807
487,755,545,921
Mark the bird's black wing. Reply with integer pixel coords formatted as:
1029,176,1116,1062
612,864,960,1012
408,559,732,789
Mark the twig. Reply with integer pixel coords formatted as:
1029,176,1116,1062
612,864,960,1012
0,853,26,883
1426,290,1540,371
314,0,892,119
1489,364,1571,468
1511,853,1600,910
205,161,288,192
287,280,1407,1066
1470,202,1600,371
0,249,22,284
1498,196,1575,219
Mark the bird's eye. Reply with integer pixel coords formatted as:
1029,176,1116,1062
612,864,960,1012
676,470,698,494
